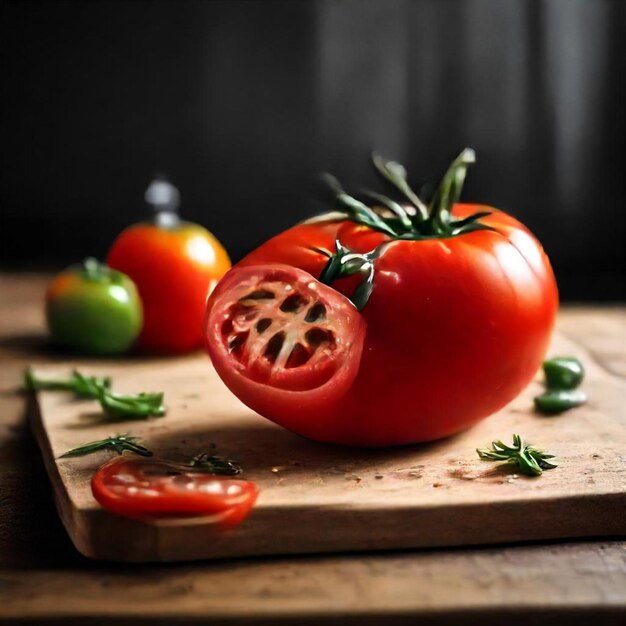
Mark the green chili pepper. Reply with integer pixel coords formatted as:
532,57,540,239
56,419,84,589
543,357,585,391
534,389,587,414
98,391,166,419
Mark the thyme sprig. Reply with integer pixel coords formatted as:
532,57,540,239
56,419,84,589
477,434,557,477
59,434,153,458
189,453,243,476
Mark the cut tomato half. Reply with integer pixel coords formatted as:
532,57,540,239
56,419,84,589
205,264,366,421
91,458,258,525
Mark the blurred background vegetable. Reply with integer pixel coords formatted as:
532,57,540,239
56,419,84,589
45,259,142,355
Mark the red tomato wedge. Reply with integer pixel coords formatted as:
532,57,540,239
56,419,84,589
91,458,258,526
205,264,366,428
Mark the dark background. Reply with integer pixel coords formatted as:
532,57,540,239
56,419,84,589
1,0,624,300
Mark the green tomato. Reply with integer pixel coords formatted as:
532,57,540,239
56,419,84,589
46,258,143,355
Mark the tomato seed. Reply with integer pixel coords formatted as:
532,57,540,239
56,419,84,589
285,343,311,369
305,328,333,347
241,289,275,301
256,318,272,333
229,331,250,357
280,293,307,313
305,302,326,323
264,331,286,363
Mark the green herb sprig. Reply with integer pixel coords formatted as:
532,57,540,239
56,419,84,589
24,368,111,398
477,434,557,477
99,391,165,419
189,453,242,476
24,368,165,420
59,434,153,458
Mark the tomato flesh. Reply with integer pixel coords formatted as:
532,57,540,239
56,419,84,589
92,458,258,525
205,264,366,425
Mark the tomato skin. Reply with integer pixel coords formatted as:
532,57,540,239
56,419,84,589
46,262,142,355
107,222,231,354
205,264,366,425
91,458,258,526
238,204,558,446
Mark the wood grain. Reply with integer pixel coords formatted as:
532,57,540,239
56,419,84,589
27,320,626,562
3,541,626,625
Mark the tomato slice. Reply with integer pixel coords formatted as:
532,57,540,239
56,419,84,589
205,264,366,421
91,458,258,525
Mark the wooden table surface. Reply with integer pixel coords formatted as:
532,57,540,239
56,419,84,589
1,273,625,625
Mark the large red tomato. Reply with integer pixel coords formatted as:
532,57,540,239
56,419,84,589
209,150,558,446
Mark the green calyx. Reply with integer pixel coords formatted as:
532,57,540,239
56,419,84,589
315,240,386,311
80,257,124,284
322,148,493,240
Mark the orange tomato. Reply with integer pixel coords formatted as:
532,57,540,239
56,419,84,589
108,221,230,354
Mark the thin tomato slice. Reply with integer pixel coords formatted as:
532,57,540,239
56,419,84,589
91,458,258,525
205,264,366,419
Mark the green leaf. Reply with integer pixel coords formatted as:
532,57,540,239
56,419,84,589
359,190,413,230
429,148,476,232
322,174,398,237
371,152,429,221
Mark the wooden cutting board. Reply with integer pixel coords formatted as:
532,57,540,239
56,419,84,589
27,331,626,562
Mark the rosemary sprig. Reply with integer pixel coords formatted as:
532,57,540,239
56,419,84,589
189,453,242,476
24,368,166,420
99,390,166,419
477,434,557,477
59,434,153,458
24,368,111,399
